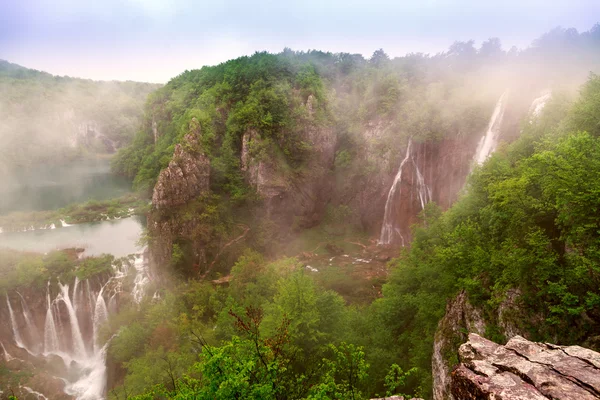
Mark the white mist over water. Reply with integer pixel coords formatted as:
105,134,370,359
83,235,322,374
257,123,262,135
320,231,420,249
379,139,432,246
473,91,509,166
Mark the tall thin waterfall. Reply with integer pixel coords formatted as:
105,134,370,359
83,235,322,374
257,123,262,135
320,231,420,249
379,139,432,246
93,287,108,352
59,283,87,360
44,285,60,354
529,90,551,119
18,292,41,353
473,91,509,166
1,341,15,361
6,295,27,352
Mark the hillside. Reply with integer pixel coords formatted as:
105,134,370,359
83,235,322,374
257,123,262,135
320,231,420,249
0,60,159,174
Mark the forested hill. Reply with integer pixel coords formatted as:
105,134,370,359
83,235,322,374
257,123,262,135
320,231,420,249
0,60,159,173
99,72,600,400
91,24,600,399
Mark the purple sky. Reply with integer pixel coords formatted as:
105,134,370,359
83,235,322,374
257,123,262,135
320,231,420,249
1,0,599,82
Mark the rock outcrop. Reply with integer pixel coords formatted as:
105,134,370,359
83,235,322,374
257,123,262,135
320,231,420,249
152,118,210,210
241,95,336,230
148,118,211,273
452,333,600,399
432,291,486,400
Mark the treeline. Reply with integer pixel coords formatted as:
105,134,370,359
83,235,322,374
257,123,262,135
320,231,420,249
0,60,158,173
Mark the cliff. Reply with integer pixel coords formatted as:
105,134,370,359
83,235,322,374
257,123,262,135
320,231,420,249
147,118,212,274
452,333,600,399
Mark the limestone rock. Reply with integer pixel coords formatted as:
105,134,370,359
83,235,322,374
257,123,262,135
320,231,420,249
432,290,485,400
152,118,210,210
451,333,600,399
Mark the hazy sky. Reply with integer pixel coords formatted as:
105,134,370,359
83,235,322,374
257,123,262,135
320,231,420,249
1,0,599,83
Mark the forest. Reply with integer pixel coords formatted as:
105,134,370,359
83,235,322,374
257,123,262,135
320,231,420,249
94,25,600,399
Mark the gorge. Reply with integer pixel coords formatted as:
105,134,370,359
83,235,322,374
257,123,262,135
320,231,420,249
1,22,600,400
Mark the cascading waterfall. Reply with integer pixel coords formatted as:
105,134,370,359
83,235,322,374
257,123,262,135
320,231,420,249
132,254,150,303
18,292,42,353
93,287,108,352
6,295,30,353
473,91,509,166
4,253,151,400
1,341,15,361
529,90,551,119
58,283,88,360
44,285,60,354
379,139,432,246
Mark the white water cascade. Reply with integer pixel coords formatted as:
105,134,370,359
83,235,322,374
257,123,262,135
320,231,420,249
59,283,88,360
379,139,432,246
18,292,42,353
529,90,551,119
6,295,31,353
44,285,60,354
2,253,151,400
1,341,15,361
473,91,509,166
93,287,109,352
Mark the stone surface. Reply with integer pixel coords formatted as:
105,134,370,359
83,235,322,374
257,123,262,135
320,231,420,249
152,118,210,210
451,333,600,399
432,290,486,400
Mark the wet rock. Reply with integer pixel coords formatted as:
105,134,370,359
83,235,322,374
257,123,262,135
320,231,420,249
451,333,600,399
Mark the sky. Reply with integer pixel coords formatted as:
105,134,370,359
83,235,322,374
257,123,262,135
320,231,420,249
1,0,599,83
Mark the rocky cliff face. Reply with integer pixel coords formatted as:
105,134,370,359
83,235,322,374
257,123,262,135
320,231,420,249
432,289,551,400
452,333,600,399
151,118,210,210
148,118,211,273
432,291,486,400
241,95,336,230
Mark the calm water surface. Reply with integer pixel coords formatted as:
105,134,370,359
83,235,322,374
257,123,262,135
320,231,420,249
0,158,132,214
0,216,145,257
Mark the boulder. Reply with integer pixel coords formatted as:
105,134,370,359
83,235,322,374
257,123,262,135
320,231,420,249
451,333,600,399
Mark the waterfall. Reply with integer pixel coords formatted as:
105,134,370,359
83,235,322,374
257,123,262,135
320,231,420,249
473,91,509,166
18,292,42,353
5,253,151,400
93,287,109,352
379,139,432,246
58,283,87,360
529,90,551,119
1,341,14,361
131,254,150,303
44,285,60,354
60,219,74,227
6,295,29,352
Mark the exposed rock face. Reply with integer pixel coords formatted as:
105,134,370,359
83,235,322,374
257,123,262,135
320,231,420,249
152,118,210,210
241,96,336,230
148,118,211,272
432,291,486,400
452,333,600,399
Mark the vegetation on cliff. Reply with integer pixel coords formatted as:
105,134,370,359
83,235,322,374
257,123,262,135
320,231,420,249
98,26,600,400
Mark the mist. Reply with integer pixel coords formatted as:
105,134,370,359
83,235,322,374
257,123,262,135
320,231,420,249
1,3,600,400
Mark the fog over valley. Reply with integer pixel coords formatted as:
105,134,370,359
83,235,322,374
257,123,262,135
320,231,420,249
1,2,600,399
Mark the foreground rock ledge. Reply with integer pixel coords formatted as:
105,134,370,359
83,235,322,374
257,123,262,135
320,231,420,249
452,333,600,399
